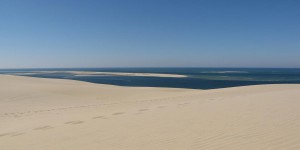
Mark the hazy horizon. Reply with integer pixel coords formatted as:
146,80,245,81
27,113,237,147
1,67,300,70
1,0,299,68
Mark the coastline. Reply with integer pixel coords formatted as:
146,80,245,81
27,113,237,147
11,71,188,78
1,75,300,150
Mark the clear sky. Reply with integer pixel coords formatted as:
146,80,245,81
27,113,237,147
0,0,299,68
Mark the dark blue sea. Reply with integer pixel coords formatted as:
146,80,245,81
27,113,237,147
1,68,300,89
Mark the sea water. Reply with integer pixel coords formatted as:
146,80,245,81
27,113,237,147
1,68,300,89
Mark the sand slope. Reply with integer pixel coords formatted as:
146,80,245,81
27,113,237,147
0,75,300,150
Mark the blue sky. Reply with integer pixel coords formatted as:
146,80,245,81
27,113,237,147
0,0,299,68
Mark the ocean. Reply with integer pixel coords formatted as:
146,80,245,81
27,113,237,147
1,68,300,89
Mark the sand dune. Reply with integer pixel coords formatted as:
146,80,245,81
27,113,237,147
0,75,300,150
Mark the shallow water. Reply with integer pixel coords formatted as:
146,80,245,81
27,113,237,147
1,68,300,89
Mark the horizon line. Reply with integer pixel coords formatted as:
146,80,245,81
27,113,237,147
1,67,300,70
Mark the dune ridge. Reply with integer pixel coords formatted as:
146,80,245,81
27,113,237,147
0,75,300,150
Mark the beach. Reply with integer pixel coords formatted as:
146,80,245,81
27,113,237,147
12,71,188,78
1,75,300,149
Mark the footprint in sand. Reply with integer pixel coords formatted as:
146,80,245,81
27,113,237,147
10,132,25,137
157,106,166,109
92,116,106,119
0,133,11,137
138,109,149,112
178,102,189,106
34,126,54,130
112,112,125,115
65,120,84,125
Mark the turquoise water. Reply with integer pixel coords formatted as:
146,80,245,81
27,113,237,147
1,68,300,89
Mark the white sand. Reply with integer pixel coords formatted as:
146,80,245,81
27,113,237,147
0,75,300,150
13,71,188,78
70,71,188,77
